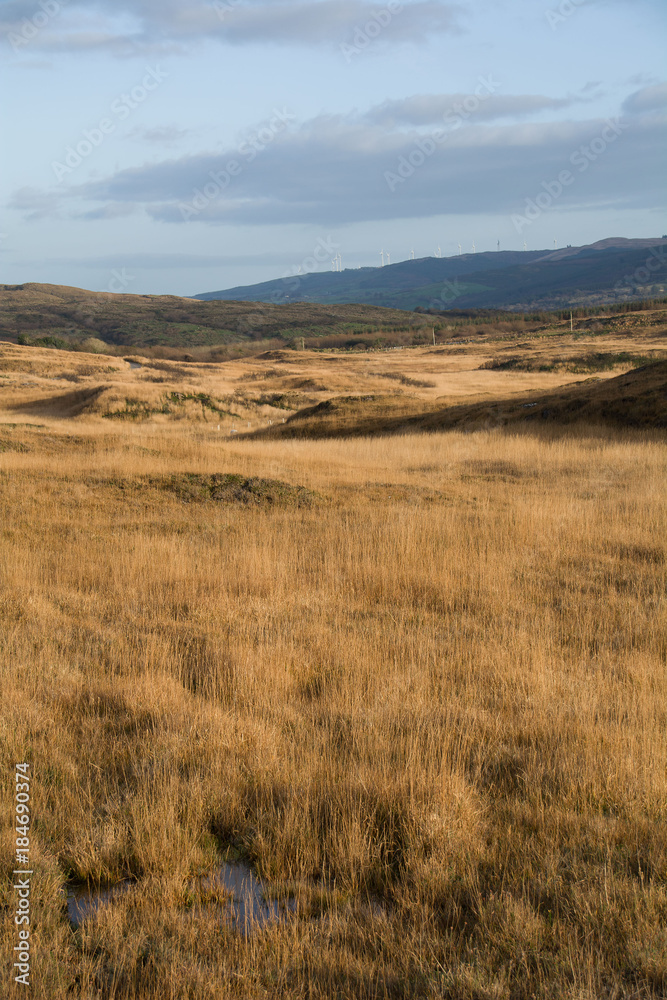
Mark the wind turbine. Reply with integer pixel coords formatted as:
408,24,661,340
380,249,384,267
386,251,391,265
458,243,462,255
436,245,442,258
553,239,557,250
410,249,415,260
523,241,527,251
497,240,500,251
336,252,342,271
471,241,476,253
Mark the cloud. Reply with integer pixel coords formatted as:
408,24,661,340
212,0,463,46
73,202,140,220
3,0,465,54
10,102,665,228
7,186,63,221
622,82,667,115
364,93,580,128
126,125,194,145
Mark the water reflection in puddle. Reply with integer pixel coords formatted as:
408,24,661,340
200,862,295,930
65,861,295,932
65,880,132,927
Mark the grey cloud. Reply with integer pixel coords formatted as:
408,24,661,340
215,0,463,45
74,202,140,220
622,82,667,115
4,0,465,52
35,110,663,227
624,73,657,87
126,125,194,145
7,186,63,221
364,94,579,128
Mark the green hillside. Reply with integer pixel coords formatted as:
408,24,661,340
0,283,435,351
196,238,667,311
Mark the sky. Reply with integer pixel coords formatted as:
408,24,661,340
1,0,666,296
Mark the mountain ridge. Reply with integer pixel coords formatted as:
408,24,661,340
195,238,667,311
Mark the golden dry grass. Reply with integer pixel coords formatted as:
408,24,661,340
3,311,667,417
0,341,666,999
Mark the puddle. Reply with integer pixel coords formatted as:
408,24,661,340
200,862,295,931
127,361,142,370
64,880,133,927
64,861,295,933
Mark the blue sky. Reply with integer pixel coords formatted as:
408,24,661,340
1,0,665,295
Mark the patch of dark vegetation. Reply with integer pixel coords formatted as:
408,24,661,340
237,368,285,382
370,371,437,387
103,397,171,420
17,333,74,350
103,392,235,420
0,437,30,453
479,351,664,373
288,377,329,390
612,543,664,565
167,391,234,415
424,299,667,322
252,392,315,410
156,473,320,507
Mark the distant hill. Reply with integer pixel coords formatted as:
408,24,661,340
0,283,436,350
195,238,667,312
3,239,665,355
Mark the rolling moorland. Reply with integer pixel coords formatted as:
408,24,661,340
0,304,665,998
0,281,438,353
2,275,666,363
195,238,667,312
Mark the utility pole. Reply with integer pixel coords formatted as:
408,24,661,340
432,328,436,346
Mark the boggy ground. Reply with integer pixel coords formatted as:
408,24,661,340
0,339,665,999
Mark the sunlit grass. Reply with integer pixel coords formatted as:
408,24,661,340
0,347,665,998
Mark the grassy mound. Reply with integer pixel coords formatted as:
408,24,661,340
155,473,319,507
256,361,667,439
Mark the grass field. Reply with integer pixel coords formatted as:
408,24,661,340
1,327,665,998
